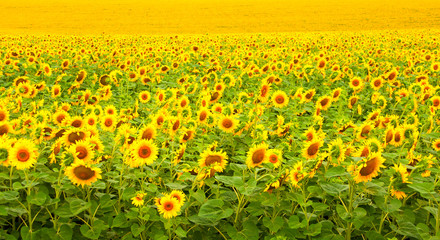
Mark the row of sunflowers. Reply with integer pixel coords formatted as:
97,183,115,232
0,30,439,239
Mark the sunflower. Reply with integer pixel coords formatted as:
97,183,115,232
267,149,282,168
178,96,190,109
172,143,186,165
65,163,102,187
327,138,346,164
0,136,11,166
62,128,89,146
390,187,407,200
272,90,289,108
68,116,84,128
169,190,186,206
304,89,315,102
42,64,52,76
181,128,195,143
131,139,158,165
218,115,238,133
197,108,210,125
332,88,342,102
9,139,38,170
317,58,326,70
0,123,10,136
49,139,63,164
169,117,181,136
198,148,228,173
289,162,304,188
387,69,398,82
246,142,268,168
139,91,151,103
356,122,374,140
156,195,181,219
431,96,440,110
88,135,104,153
302,138,323,159
432,139,440,151
303,127,317,142
316,96,332,111
431,62,440,72
354,153,385,183
104,105,117,116
349,77,363,91
370,77,383,91
52,84,61,98
139,124,157,140
131,193,146,207
348,96,359,109
390,127,405,147
85,114,97,127
100,114,116,132
68,140,94,164
259,83,271,102
0,109,9,123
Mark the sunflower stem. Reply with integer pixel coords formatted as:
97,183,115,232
24,171,33,239
347,179,356,240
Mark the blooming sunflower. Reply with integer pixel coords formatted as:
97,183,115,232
327,138,346,164
332,88,342,102
349,77,363,91
62,128,89,146
169,190,186,207
156,195,181,219
53,110,69,126
88,135,104,153
69,116,84,128
246,142,268,168
9,138,38,170
130,139,158,165
390,187,407,200
218,115,238,133
259,83,271,102
52,84,61,98
354,153,385,183
432,139,440,151
0,136,11,166
198,148,228,173
139,124,157,141
180,128,195,143
267,149,282,168
302,138,323,160
139,91,151,103
131,193,146,207
197,108,210,125
370,77,383,91
272,90,289,108
68,140,94,164
0,108,9,123
356,122,374,140
316,96,332,111
65,163,102,187
100,114,116,132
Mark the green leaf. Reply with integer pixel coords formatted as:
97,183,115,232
12,182,25,190
386,199,402,213
324,166,347,178
69,199,91,216
58,224,73,240
263,216,284,233
198,199,224,219
112,213,126,228
99,194,116,208
54,204,74,218
304,222,321,236
288,215,307,229
424,206,438,217
336,204,349,221
0,205,8,216
175,227,187,238
215,175,244,187
80,224,101,239
26,191,47,206
191,189,205,204
365,231,385,240
311,202,329,212
408,182,434,194
242,220,259,240
131,223,145,237
165,182,188,190
122,187,136,200
20,226,31,240
0,191,19,201
320,182,348,196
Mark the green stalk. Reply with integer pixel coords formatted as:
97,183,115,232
346,180,355,240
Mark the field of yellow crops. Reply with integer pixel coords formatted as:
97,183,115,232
1,1,440,240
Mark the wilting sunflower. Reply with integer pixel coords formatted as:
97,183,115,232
156,195,181,219
9,139,38,170
131,139,158,165
432,139,440,151
198,148,228,173
100,114,116,132
354,153,385,183
139,124,157,140
271,90,289,108
267,149,282,168
302,138,323,159
218,115,238,133
139,91,151,103
68,140,94,164
246,142,268,168
131,193,146,207
169,190,186,207
65,163,102,187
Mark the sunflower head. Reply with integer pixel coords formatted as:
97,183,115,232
65,163,102,187
218,115,238,133
156,195,181,219
130,139,158,165
198,148,228,173
246,142,269,168
272,90,289,108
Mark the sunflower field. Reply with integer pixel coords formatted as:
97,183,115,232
0,29,440,240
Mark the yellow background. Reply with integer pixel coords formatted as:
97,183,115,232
1,0,439,34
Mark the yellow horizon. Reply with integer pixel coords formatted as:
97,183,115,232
1,0,439,35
